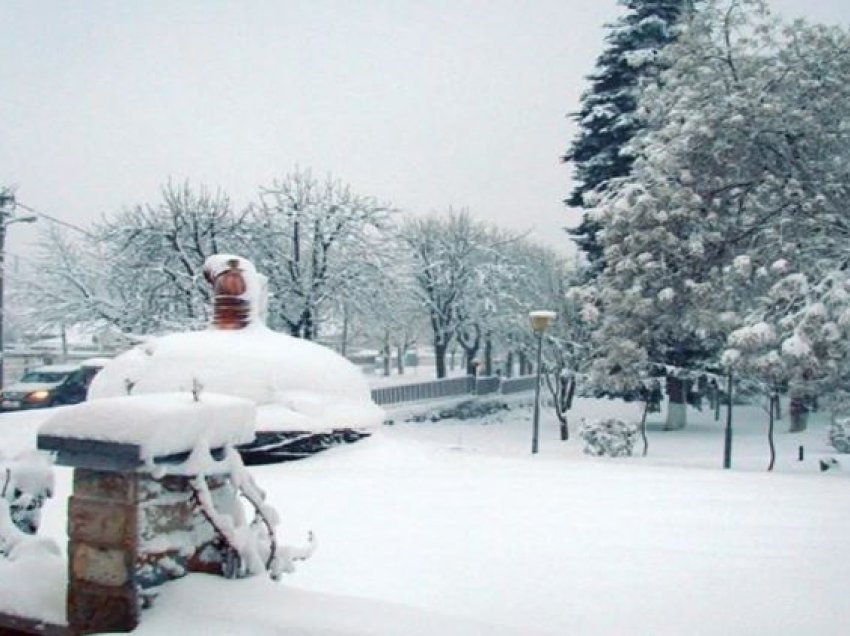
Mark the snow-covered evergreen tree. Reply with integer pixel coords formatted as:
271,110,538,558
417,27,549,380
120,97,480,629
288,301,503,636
726,264,850,434
565,0,694,269
586,0,850,429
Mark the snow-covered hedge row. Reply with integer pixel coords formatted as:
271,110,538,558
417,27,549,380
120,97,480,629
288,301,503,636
579,419,638,457
398,399,512,424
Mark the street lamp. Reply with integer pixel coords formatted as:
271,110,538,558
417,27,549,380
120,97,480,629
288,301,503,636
529,310,556,454
0,192,37,389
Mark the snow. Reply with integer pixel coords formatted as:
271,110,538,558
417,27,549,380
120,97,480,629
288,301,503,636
88,327,385,433
733,254,752,276
0,537,64,624
771,259,790,274
2,396,850,634
38,392,256,460
131,576,525,636
781,333,812,358
728,321,776,349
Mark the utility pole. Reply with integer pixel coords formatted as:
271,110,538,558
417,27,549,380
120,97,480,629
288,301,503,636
0,190,37,389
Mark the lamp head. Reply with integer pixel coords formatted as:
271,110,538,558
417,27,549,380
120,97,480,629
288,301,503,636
529,310,556,332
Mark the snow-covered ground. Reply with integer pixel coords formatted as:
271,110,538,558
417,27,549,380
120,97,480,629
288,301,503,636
1,395,849,635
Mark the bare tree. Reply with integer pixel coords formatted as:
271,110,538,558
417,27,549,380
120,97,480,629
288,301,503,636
398,210,492,379
348,236,425,375
21,182,245,336
95,180,246,329
247,169,394,339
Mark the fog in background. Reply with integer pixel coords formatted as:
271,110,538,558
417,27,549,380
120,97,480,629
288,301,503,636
1,0,847,263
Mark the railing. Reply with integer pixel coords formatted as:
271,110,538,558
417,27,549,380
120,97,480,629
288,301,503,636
500,376,539,395
370,374,537,406
474,375,501,396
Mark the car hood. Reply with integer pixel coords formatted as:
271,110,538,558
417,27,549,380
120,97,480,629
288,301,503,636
3,381,62,394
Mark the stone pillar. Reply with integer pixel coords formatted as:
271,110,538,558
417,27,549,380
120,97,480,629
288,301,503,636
67,469,141,634
38,437,237,635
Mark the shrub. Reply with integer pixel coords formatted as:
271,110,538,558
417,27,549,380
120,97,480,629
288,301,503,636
579,418,638,457
828,418,850,453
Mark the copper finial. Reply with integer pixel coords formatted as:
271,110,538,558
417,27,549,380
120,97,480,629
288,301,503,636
211,259,250,329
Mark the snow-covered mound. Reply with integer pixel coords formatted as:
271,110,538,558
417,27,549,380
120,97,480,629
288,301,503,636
88,326,384,433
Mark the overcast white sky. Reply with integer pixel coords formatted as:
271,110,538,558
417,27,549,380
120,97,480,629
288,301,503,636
1,0,847,262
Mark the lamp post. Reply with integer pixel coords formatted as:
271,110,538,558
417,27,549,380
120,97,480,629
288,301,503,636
0,191,37,389
529,310,556,454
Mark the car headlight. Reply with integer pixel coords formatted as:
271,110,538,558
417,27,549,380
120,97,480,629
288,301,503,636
26,390,51,402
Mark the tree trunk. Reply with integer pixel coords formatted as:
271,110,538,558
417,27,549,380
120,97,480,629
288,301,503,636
519,351,530,376
789,395,808,432
664,376,688,430
396,345,404,375
505,351,514,378
303,310,315,340
708,379,720,421
767,394,777,471
484,332,493,376
434,341,448,379
458,324,481,376
382,333,391,377
723,372,733,469
465,351,476,376
340,305,349,357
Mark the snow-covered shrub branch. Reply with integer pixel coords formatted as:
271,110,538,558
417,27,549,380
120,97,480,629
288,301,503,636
183,444,314,581
0,453,54,558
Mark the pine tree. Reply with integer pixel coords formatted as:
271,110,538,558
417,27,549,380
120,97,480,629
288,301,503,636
585,0,850,429
565,0,693,269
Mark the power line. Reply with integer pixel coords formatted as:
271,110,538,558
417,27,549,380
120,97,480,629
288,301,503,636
14,201,94,237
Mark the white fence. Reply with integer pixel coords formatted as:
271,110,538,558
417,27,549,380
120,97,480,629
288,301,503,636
370,374,537,406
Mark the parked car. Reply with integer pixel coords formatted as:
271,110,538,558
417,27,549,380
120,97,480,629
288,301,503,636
0,360,106,412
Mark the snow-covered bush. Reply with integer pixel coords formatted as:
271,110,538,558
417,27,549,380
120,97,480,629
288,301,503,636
164,442,315,582
579,418,638,457
1,453,54,557
828,418,850,454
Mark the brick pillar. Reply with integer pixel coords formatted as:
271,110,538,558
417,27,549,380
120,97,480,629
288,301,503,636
67,469,141,634
64,467,238,634
35,433,240,635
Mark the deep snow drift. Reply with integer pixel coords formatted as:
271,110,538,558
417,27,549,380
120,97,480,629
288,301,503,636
1,395,849,635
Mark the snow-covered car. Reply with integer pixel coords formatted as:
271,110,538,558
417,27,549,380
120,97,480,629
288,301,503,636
0,361,105,411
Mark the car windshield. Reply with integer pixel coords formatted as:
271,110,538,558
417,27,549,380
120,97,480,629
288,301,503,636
19,371,69,384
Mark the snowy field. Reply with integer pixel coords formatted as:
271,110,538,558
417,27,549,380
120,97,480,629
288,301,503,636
1,395,849,635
